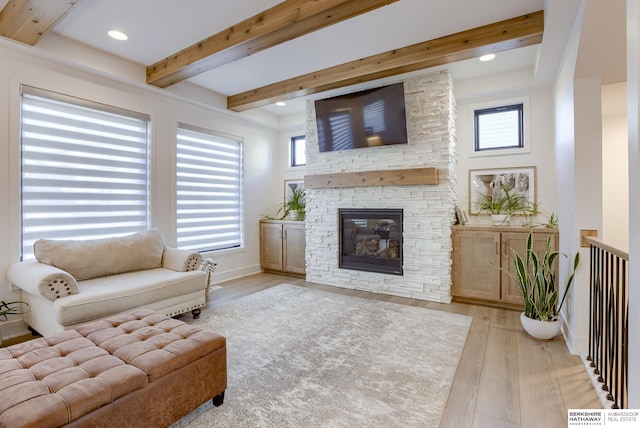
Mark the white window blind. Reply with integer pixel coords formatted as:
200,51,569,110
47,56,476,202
474,103,524,151
291,135,306,167
176,124,243,252
20,87,150,260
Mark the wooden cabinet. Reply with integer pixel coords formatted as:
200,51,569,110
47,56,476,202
260,220,306,275
451,226,558,309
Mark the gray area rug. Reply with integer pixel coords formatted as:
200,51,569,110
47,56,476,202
172,283,472,427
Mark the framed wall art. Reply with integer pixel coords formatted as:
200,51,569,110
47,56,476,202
284,179,305,205
469,166,536,215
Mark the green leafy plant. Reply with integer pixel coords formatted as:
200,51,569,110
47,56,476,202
475,185,532,216
261,187,306,221
285,187,306,220
508,233,580,321
0,300,29,322
543,212,558,228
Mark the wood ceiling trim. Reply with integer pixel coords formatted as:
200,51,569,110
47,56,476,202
146,0,399,88
0,0,79,45
228,10,544,112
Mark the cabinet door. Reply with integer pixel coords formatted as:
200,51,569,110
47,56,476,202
260,222,284,271
452,230,501,301
283,222,306,274
501,232,557,305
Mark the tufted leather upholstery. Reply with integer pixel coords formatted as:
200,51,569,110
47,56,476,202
0,309,226,428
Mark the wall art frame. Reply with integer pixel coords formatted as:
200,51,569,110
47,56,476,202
469,166,536,215
284,179,305,205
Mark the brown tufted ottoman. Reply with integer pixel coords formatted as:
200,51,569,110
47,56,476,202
0,309,226,428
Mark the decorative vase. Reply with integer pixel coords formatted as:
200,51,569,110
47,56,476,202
520,312,561,340
491,214,510,226
289,210,300,221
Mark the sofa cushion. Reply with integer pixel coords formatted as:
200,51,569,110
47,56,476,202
52,268,207,326
34,229,166,281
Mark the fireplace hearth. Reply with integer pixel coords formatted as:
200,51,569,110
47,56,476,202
339,208,403,275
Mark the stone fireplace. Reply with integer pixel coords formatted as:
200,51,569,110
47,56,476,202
339,208,403,276
304,71,456,303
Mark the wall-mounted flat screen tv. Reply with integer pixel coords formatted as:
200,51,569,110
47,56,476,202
314,82,408,153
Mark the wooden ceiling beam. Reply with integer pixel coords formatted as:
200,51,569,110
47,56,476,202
228,10,544,112
0,0,80,45
146,0,399,88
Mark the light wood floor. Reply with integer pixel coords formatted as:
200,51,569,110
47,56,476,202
3,272,600,426
208,273,601,428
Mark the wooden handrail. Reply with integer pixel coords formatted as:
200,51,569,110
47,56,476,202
585,236,628,261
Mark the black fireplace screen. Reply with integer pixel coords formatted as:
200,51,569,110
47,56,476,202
339,208,403,275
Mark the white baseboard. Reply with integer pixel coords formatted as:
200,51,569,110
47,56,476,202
581,356,611,409
561,313,589,356
0,318,31,341
210,265,262,285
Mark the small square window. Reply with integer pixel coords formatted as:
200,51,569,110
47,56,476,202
474,104,524,151
291,135,306,167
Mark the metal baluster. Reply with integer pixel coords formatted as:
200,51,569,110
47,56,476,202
587,242,629,409
595,248,604,384
588,245,597,369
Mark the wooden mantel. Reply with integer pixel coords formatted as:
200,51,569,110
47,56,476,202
304,168,438,189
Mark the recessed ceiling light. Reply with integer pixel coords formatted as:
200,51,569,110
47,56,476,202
108,30,128,41
275,101,286,107
479,53,496,62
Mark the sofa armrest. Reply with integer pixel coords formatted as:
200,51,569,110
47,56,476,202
162,248,202,272
7,261,79,301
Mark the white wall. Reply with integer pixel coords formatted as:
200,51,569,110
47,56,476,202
571,75,604,356
602,83,629,250
273,126,307,214
553,2,590,355
454,68,557,224
276,68,560,229
626,0,640,408
0,39,279,338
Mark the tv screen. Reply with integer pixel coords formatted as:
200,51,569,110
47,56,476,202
314,83,408,153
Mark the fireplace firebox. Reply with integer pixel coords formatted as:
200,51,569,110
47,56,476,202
339,208,403,275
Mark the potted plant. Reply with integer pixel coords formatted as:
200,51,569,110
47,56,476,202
543,212,559,228
260,187,306,221
507,233,580,339
0,300,29,346
285,187,306,221
476,185,532,226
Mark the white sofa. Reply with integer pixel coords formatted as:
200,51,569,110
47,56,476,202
6,229,208,337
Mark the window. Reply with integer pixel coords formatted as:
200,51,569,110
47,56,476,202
176,124,243,252
20,87,150,260
474,103,524,151
291,135,306,167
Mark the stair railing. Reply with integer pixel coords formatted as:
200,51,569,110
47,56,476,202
585,236,628,409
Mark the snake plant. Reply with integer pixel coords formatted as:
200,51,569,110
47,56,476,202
509,233,579,321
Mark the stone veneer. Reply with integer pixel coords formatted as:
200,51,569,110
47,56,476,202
304,71,457,302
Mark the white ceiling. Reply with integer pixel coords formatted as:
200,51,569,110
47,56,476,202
26,0,578,115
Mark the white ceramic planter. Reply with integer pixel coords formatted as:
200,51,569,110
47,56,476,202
288,210,300,221
491,214,510,226
520,312,561,340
